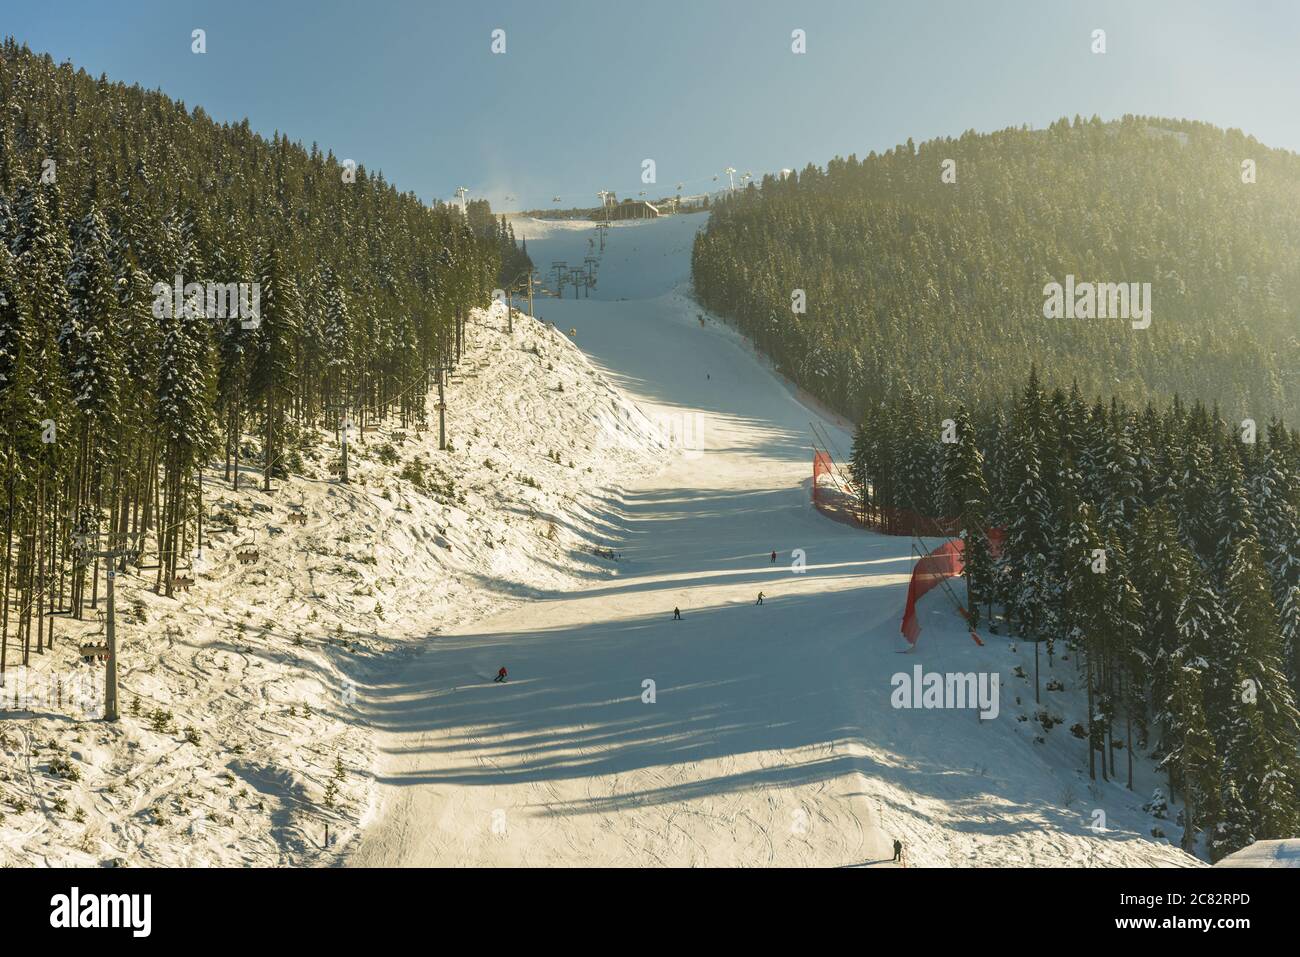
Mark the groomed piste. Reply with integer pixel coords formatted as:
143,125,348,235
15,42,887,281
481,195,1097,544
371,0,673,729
348,214,1200,868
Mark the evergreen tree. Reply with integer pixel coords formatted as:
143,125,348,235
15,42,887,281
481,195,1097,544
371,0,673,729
942,406,993,626
1218,537,1300,843
250,240,301,490
1132,505,1195,754
1160,663,1220,853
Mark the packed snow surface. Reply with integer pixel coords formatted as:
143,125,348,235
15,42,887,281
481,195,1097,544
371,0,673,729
1214,839,1300,867
348,214,1200,868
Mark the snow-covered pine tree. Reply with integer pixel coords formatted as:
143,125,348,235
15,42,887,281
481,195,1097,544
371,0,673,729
11,177,74,641
1159,663,1220,853
320,266,353,430
1131,504,1195,755
1280,585,1300,691
942,406,993,627
0,242,40,670
1002,369,1054,634
1213,450,1261,586
1105,536,1145,786
1176,421,1219,564
1098,400,1142,540
64,204,125,458
1176,563,1233,741
1218,536,1300,843
1251,428,1300,602
848,410,875,525
1209,780,1254,863
1061,499,1109,778
250,239,302,491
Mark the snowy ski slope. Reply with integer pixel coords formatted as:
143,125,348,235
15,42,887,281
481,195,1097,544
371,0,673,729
348,214,1199,868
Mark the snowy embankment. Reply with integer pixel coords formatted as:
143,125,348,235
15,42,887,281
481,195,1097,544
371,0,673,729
0,301,662,867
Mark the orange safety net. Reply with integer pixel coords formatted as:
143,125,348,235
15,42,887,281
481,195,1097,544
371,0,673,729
900,530,1005,646
812,451,833,503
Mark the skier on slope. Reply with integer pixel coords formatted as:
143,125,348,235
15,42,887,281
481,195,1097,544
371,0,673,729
673,607,682,620
756,591,765,605
494,666,508,683
892,839,902,863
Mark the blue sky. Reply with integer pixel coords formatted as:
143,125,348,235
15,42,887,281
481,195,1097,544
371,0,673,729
6,1,1300,210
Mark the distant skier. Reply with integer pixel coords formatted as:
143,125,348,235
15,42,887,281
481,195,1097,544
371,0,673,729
770,550,777,564
892,839,902,863
494,667,508,683
673,607,682,620
756,591,765,605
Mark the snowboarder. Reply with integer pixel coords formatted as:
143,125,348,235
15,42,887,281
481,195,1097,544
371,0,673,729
756,591,765,605
892,839,902,863
494,667,508,683
770,550,777,563
673,607,682,620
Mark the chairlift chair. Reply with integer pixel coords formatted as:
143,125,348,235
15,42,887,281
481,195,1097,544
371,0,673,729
236,532,260,565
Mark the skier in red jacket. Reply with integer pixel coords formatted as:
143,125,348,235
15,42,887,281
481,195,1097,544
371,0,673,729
494,667,508,683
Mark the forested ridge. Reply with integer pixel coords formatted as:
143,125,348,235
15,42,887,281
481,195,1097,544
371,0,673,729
0,38,525,668
692,114,1300,422
693,115,1300,859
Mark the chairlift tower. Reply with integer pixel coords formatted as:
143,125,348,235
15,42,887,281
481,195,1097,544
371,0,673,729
567,267,586,298
73,527,142,722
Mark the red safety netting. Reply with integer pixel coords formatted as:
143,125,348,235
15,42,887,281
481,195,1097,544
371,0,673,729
809,455,960,536
812,451,833,504
901,539,964,644
900,530,1005,646
804,455,1008,646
